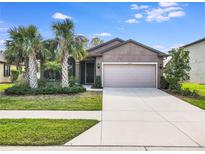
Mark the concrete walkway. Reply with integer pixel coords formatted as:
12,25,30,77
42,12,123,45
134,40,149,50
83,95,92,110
0,111,101,121
66,88,205,147
1,146,205,151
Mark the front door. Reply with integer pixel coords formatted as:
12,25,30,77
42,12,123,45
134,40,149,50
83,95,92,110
86,62,95,84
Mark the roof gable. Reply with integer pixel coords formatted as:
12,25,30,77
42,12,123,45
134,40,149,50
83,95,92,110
87,38,124,52
100,39,168,56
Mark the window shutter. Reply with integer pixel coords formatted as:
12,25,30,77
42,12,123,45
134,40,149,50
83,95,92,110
3,63,5,77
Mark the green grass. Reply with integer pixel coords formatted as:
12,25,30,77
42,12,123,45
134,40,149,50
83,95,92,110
0,83,14,92
0,119,98,145
181,82,205,110
0,92,102,110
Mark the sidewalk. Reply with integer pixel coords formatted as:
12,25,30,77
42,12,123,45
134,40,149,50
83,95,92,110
0,110,101,121
1,146,205,151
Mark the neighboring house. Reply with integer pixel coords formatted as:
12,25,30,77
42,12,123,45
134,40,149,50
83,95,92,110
0,53,19,83
70,38,168,88
183,38,205,84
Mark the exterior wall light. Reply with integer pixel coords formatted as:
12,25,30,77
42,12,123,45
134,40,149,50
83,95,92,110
97,63,100,69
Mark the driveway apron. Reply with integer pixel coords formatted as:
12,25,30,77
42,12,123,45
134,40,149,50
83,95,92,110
66,88,205,147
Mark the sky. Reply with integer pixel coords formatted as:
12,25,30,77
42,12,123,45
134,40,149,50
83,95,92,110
0,2,205,53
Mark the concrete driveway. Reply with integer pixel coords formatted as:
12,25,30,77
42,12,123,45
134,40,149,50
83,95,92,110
67,88,205,147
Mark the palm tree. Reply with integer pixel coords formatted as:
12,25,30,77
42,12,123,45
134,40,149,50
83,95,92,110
52,19,74,87
6,25,43,88
90,37,104,47
53,19,87,87
72,35,88,61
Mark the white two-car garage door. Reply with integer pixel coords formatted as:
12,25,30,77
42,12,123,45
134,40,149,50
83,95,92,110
103,63,157,88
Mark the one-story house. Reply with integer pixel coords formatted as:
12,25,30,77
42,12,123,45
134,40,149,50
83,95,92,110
183,37,205,84
0,53,22,83
71,38,168,88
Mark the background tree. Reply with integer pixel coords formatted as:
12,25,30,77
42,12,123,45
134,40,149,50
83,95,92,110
90,37,104,47
164,48,191,90
38,39,57,80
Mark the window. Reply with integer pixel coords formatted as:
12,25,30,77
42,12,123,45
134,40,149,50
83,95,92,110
4,64,10,77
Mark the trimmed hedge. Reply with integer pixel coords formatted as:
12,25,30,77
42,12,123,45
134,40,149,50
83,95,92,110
5,86,86,95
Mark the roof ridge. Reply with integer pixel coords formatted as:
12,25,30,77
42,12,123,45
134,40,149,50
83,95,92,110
87,37,124,52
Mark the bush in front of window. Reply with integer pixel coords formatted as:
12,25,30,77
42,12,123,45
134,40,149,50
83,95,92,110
10,70,20,82
92,76,102,89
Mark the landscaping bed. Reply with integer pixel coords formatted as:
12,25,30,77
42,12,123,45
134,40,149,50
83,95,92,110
0,92,102,110
164,83,205,110
5,85,86,95
181,83,205,110
0,119,98,145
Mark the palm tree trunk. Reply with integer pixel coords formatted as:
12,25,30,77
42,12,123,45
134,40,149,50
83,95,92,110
28,53,38,88
61,52,69,87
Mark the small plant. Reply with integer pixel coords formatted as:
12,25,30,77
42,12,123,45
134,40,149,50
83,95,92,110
181,88,192,96
15,78,29,87
69,76,77,87
160,76,169,89
10,70,20,82
92,76,102,89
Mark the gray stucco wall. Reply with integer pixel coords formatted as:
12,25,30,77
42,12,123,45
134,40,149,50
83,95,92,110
185,41,205,84
95,42,164,87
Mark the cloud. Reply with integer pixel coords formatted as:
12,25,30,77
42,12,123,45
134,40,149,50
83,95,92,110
134,13,143,19
146,6,185,22
0,27,8,32
0,40,5,46
168,11,186,18
52,12,72,20
125,19,139,24
94,32,112,37
154,43,184,52
153,45,166,50
159,2,178,8
130,4,149,10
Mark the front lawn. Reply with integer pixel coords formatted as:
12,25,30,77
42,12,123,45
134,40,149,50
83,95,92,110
181,82,205,110
0,83,14,92
0,119,98,145
0,92,102,110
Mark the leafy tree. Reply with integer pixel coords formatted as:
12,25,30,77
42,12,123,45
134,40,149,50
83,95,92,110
164,48,191,90
90,37,104,47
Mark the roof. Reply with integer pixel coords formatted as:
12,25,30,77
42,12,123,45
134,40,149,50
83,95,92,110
0,53,6,63
87,38,124,52
87,38,168,57
183,37,205,48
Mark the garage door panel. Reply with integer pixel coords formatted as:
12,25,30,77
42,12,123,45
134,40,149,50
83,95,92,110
103,64,156,88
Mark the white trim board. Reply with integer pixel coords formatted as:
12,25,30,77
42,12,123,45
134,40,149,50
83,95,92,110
101,62,158,88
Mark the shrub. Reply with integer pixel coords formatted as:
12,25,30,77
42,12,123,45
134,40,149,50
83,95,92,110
5,85,86,95
181,88,192,96
180,88,200,98
15,79,29,87
92,76,102,89
10,70,20,82
69,76,77,87
38,79,47,87
160,76,169,89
